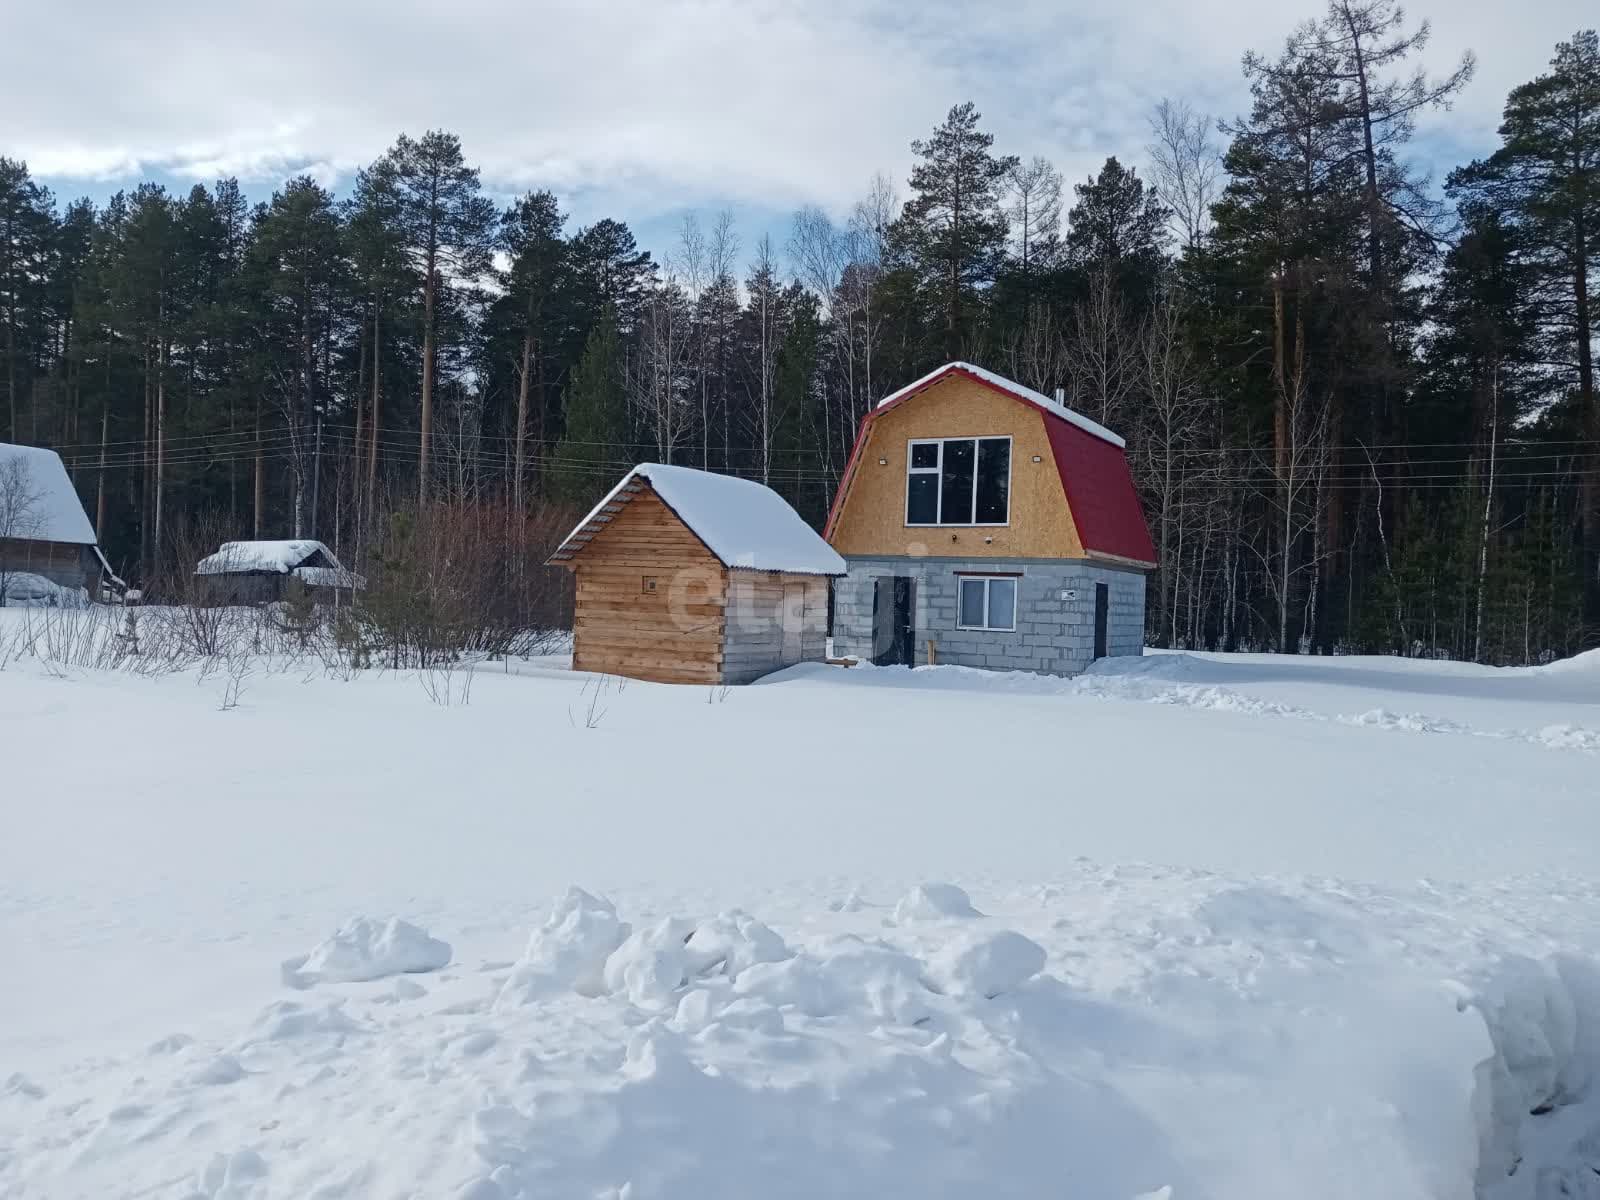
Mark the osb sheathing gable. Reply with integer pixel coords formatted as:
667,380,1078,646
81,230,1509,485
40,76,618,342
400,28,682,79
828,374,1084,560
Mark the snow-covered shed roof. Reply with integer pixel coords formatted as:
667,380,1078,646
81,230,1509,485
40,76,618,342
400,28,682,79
876,361,1125,448
549,463,847,576
0,442,97,544
195,540,340,576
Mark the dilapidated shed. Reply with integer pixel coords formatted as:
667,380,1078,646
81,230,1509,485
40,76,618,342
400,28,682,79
547,464,846,685
195,540,364,605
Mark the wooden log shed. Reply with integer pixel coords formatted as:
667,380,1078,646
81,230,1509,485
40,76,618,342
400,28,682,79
548,464,846,685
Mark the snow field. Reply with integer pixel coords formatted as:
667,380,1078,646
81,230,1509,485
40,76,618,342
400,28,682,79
2,615,1599,1197
6,875,1598,1199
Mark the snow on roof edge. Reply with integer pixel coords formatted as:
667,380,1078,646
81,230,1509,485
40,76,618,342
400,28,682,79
0,442,98,544
555,464,846,577
195,540,336,576
875,362,1126,449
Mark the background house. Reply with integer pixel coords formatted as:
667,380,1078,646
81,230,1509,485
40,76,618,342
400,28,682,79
825,363,1156,675
548,464,845,685
195,540,364,605
0,442,121,604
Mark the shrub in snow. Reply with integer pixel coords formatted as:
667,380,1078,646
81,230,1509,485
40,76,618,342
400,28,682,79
495,888,631,1008
682,911,791,979
925,930,1048,999
280,917,451,988
604,917,695,1010
892,882,982,923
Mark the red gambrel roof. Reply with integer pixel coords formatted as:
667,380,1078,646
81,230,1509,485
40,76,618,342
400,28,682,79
824,362,1157,567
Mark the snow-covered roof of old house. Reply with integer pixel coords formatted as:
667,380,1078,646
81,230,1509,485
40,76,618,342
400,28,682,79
549,463,847,576
876,361,1126,448
292,565,366,591
195,539,339,576
0,443,97,544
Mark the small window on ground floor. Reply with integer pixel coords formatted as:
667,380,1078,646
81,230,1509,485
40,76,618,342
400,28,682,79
956,575,1017,631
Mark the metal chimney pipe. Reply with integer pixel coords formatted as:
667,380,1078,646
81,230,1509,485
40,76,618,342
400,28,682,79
1053,387,1066,405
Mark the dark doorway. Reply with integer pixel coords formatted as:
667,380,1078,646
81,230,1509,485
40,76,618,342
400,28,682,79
1093,582,1109,660
872,576,916,666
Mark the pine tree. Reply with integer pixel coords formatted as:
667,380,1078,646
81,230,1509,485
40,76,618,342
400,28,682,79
498,191,567,508
381,131,497,504
247,177,346,538
0,158,55,442
1450,30,1600,625
889,102,1017,360
346,156,416,535
549,312,627,505
1063,157,1171,304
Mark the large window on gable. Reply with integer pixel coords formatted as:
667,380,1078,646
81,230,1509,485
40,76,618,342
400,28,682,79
905,437,1010,525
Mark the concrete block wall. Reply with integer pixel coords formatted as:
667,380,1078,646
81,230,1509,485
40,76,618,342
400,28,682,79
721,573,830,685
832,555,1146,675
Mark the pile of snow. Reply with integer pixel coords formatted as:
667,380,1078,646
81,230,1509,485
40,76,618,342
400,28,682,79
892,881,983,922
0,571,88,607
14,880,1575,1199
1472,955,1600,1197
925,929,1046,998
280,917,451,988
495,887,631,1006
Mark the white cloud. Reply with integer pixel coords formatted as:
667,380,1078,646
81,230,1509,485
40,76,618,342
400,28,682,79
1,0,1590,224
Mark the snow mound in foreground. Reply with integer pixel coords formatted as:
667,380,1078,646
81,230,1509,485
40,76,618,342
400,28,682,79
280,917,451,988
1535,647,1600,676
20,881,1595,1200
496,887,630,1006
1471,954,1600,1198
892,881,983,922
925,929,1047,998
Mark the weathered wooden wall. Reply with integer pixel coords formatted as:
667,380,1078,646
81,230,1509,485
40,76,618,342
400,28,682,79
828,374,1084,560
569,487,729,685
0,538,93,591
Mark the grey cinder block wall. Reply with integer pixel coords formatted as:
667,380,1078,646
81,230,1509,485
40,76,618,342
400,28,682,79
832,556,1145,675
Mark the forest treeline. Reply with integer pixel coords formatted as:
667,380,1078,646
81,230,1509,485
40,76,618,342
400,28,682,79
0,4,1596,662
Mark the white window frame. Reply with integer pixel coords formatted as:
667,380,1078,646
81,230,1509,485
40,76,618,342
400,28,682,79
905,436,1012,527
955,574,1018,632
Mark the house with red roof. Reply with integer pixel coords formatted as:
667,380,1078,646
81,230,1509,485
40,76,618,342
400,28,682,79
824,362,1156,674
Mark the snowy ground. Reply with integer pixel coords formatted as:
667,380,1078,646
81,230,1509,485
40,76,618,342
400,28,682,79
2,611,1598,1199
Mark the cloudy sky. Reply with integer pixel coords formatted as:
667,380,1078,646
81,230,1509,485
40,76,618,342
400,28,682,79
2,0,1591,264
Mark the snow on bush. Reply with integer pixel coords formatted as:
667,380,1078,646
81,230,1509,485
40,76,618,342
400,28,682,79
892,881,982,922
925,929,1047,999
280,916,451,988
495,888,630,1007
